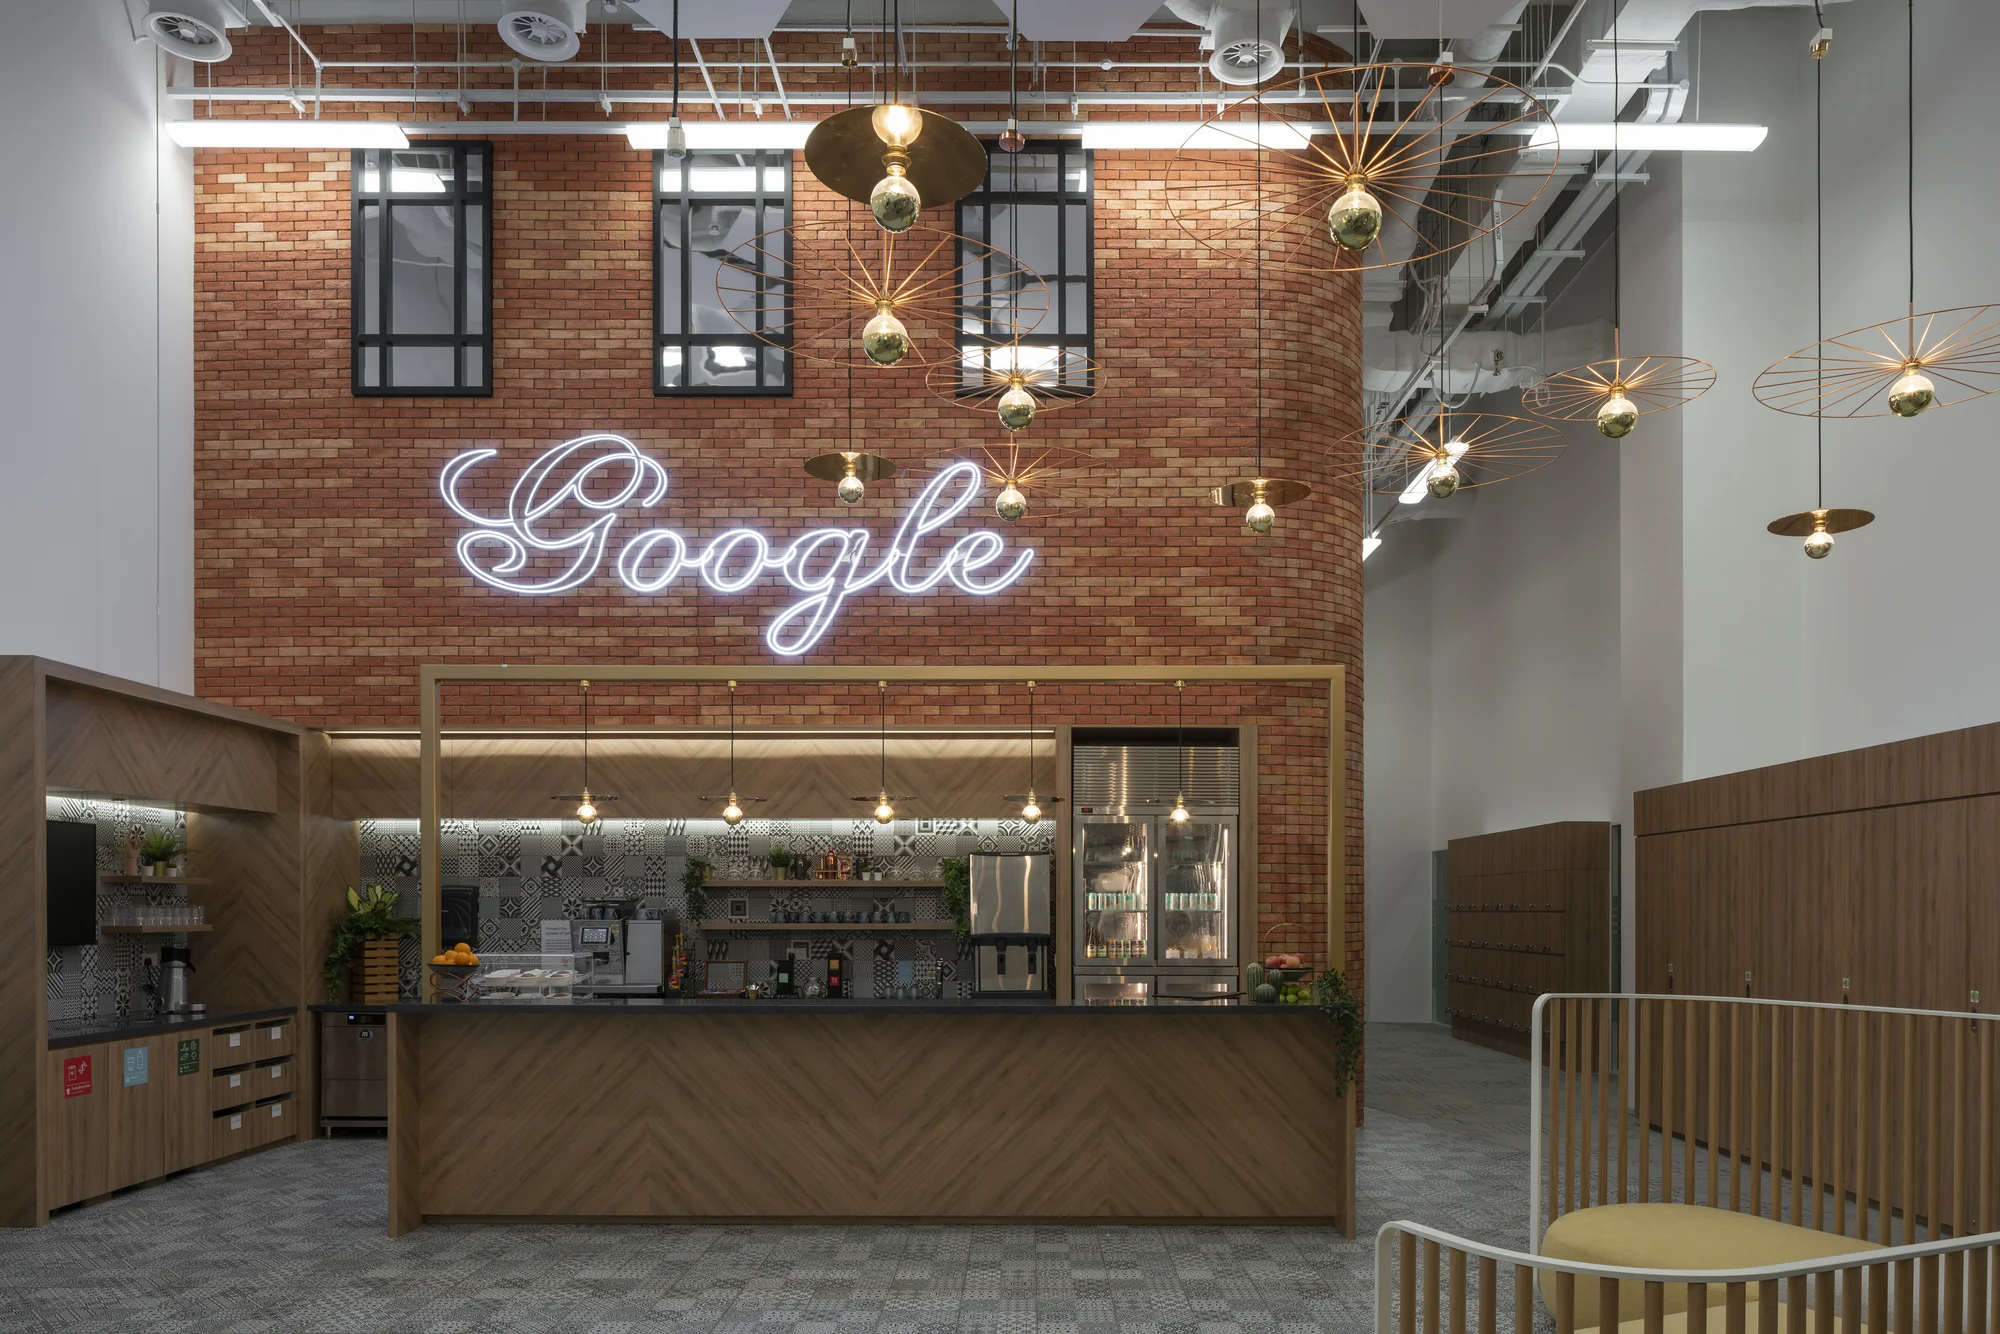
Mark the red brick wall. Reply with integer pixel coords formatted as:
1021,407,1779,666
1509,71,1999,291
191,127,1365,982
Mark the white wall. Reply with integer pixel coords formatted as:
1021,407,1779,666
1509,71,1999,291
1364,0,2000,1020
0,4,193,690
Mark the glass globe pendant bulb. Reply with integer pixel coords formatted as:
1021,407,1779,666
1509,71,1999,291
996,380,1037,432
861,301,911,365
870,167,921,232
873,793,896,825
1425,459,1461,499
871,103,924,149
836,460,866,505
1170,797,1190,824
1889,364,1936,417
576,790,598,825
1597,390,1639,439
722,793,745,825
995,481,1028,522
1245,499,1276,534
1804,525,1835,560
1327,179,1384,252
1021,792,1042,825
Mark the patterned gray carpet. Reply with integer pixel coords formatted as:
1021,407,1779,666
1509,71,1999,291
0,1024,1534,1333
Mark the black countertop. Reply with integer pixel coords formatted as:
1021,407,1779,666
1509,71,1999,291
47,1005,298,1050
359,997,1320,1016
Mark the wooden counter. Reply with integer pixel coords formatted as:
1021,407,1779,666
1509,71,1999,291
383,1002,1354,1235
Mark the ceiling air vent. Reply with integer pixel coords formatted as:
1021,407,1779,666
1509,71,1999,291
499,0,587,62
1164,0,1296,86
143,0,244,63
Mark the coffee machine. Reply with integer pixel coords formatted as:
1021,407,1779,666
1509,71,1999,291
157,944,200,1015
566,912,666,997
970,853,1054,998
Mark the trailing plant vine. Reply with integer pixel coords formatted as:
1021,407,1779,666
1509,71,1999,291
1311,966,1365,1097
680,859,712,922
939,857,970,941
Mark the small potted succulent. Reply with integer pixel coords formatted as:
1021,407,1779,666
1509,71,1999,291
139,830,183,877
766,844,794,882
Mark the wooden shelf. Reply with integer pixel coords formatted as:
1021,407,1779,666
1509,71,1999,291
101,924,214,934
703,880,943,891
698,920,957,934
99,875,210,886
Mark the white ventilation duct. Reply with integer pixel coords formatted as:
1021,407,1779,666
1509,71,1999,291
1164,0,1297,85
143,0,245,63
500,0,587,62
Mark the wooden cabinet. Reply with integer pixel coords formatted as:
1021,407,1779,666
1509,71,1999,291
41,1043,111,1210
254,1018,294,1062
250,1095,294,1147
211,1105,254,1160
211,1062,258,1113
164,1033,211,1175
252,1058,294,1100
104,1038,166,1193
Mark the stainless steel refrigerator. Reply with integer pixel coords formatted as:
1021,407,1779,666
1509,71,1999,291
1071,743,1240,1004
969,852,1054,998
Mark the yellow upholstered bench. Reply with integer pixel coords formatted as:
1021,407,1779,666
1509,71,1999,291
1539,1203,1882,1329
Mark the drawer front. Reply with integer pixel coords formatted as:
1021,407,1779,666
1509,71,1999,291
319,1024,387,1081
255,1058,294,1099
255,1018,294,1061
211,1065,256,1113
320,1077,388,1120
251,1095,294,1147
211,1026,253,1061
211,1107,254,1160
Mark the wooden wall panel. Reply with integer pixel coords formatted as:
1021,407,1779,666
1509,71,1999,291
0,660,42,1225
332,733,1040,821
296,730,356,1134
1446,821,1612,1058
45,681,280,813
187,733,301,1010
1637,721,1999,1013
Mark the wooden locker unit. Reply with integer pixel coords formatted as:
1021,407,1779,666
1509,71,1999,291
1446,821,1614,1059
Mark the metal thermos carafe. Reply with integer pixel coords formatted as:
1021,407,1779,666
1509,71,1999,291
159,944,196,1015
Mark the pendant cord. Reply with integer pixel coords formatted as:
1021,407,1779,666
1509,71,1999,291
1009,0,1019,125
728,681,737,789
580,681,590,792
1906,0,1915,318
1177,680,1188,801
879,681,888,792
1610,1,1621,343
671,0,680,119
1814,28,1824,509
1253,3,1264,475
1026,682,1035,794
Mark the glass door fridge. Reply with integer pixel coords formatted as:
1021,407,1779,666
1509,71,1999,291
1155,814,1236,974
1075,815,1150,974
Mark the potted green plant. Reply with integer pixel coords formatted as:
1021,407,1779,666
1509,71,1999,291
139,830,183,877
766,845,794,882
322,884,419,1002
940,857,971,942
680,859,712,922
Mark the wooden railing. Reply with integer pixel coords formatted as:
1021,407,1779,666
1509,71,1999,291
1532,995,2000,1250
1376,1219,2000,1334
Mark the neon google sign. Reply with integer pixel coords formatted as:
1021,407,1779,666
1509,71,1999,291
439,434,1035,657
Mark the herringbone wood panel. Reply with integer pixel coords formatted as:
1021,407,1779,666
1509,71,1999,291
1,659,43,1225
46,681,280,814
403,1012,1350,1225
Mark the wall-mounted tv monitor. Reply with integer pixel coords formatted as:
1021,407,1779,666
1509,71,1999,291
46,819,98,948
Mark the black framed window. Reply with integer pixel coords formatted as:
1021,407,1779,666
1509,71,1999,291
655,150,791,395
955,142,1093,389
351,142,492,396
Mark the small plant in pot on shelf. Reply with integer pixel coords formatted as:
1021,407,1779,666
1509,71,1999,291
680,859,712,922
766,845,794,882
321,883,418,1002
138,830,183,877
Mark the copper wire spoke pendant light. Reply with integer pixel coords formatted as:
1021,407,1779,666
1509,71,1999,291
1337,410,1566,500
715,220,1049,370
699,680,766,825
1003,680,1062,824
1765,5,1873,558
1524,5,1711,438
851,680,914,824
552,679,617,824
1209,1,1309,535
801,0,987,231
1753,0,1998,421
1164,62,1560,275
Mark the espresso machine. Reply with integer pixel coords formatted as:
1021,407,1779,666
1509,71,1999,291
566,911,666,997
970,853,1053,998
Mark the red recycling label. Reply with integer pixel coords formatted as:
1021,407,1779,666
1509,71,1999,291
62,1054,92,1099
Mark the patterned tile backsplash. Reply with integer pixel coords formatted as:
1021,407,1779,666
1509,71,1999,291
360,816,1054,1000
45,798,189,1025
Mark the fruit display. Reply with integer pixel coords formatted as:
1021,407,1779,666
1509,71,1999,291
431,941,480,967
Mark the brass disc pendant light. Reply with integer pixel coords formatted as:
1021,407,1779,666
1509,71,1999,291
1337,406,1567,504
1211,8,1309,535
552,680,618,824
1169,680,1190,825
802,0,987,232
699,680,767,824
851,681,914,824
1004,681,1064,824
1524,6,1713,437
1753,0,2000,420
1766,15,1873,559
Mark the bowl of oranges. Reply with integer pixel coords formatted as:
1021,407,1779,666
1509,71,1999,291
429,943,481,1002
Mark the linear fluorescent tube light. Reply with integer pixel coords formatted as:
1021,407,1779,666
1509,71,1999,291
625,122,814,151
1361,536,1382,561
1523,123,1767,153
1079,121,1311,151
165,120,410,149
